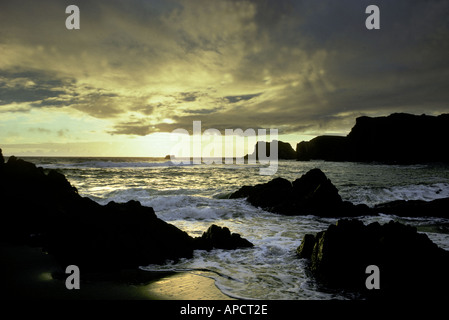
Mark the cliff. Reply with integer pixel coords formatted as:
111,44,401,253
245,140,296,160
296,113,449,163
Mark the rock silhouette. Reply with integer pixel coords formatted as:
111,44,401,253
297,136,348,161
374,197,449,218
296,113,449,163
231,167,449,218
0,154,253,271
230,168,372,217
193,224,254,250
245,140,296,160
297,219,449,299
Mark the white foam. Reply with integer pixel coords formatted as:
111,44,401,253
40,157,449,300
342,182,449,206
39,160,197,169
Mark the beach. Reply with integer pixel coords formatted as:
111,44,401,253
2,157,449,300
1,242,233,300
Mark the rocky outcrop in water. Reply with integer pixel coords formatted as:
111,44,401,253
296,113,449,163
230,168,372,217
231,167,449,218
297,219,449,299
373,197,449,218
193,224,254,250
0,154,253,271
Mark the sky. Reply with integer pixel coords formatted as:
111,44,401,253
1,0,448,157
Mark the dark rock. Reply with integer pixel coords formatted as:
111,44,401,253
245,140,296,160
230,177,293,214
44,199,196,271
297,219,449,299
194,224,254,250
230,168,373,217
297,136,348,161
296,113,449,163
0,154,253,271
291,168,342,207
296,233,315,259
374,197,449,218
0,148,4,165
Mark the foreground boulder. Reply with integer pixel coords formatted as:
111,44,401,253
230,168,372,217
0,154,253,271
297,219,449,299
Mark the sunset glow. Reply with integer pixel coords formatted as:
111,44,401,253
1,0,448,156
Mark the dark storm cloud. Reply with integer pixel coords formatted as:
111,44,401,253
131,105,155,116
0,69,130,118
0,67,150,119
184,107,221,115
225,93,262,104
0,70,74,106
108,119,153,136
178,92,199,102
1,0,448,139
70,92,125,118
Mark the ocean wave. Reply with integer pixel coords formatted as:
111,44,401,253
39,160,197,169
341,182,449,206
141,214,343,300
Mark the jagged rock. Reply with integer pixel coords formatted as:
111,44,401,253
230,168,372,217
194,224,254,250
0,154,253,271
291,168,342,208
296,233,315,259
230,177,293,213
0,148,4,165
297,219,449,299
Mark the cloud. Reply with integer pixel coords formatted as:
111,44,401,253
29,127,52,134
108,119,154,136
1,0,448,147
57,129,69,137
0,70,74,106
179,92,199,102
225,93,262,104
183,107,221,115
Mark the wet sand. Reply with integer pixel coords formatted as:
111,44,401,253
0,242,234,300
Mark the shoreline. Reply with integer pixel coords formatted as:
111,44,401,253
0,242,234,300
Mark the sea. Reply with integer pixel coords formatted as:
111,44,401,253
23,157,449,300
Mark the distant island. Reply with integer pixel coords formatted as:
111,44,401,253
246,113,449,163
244,140,297,160
297,113,449,163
